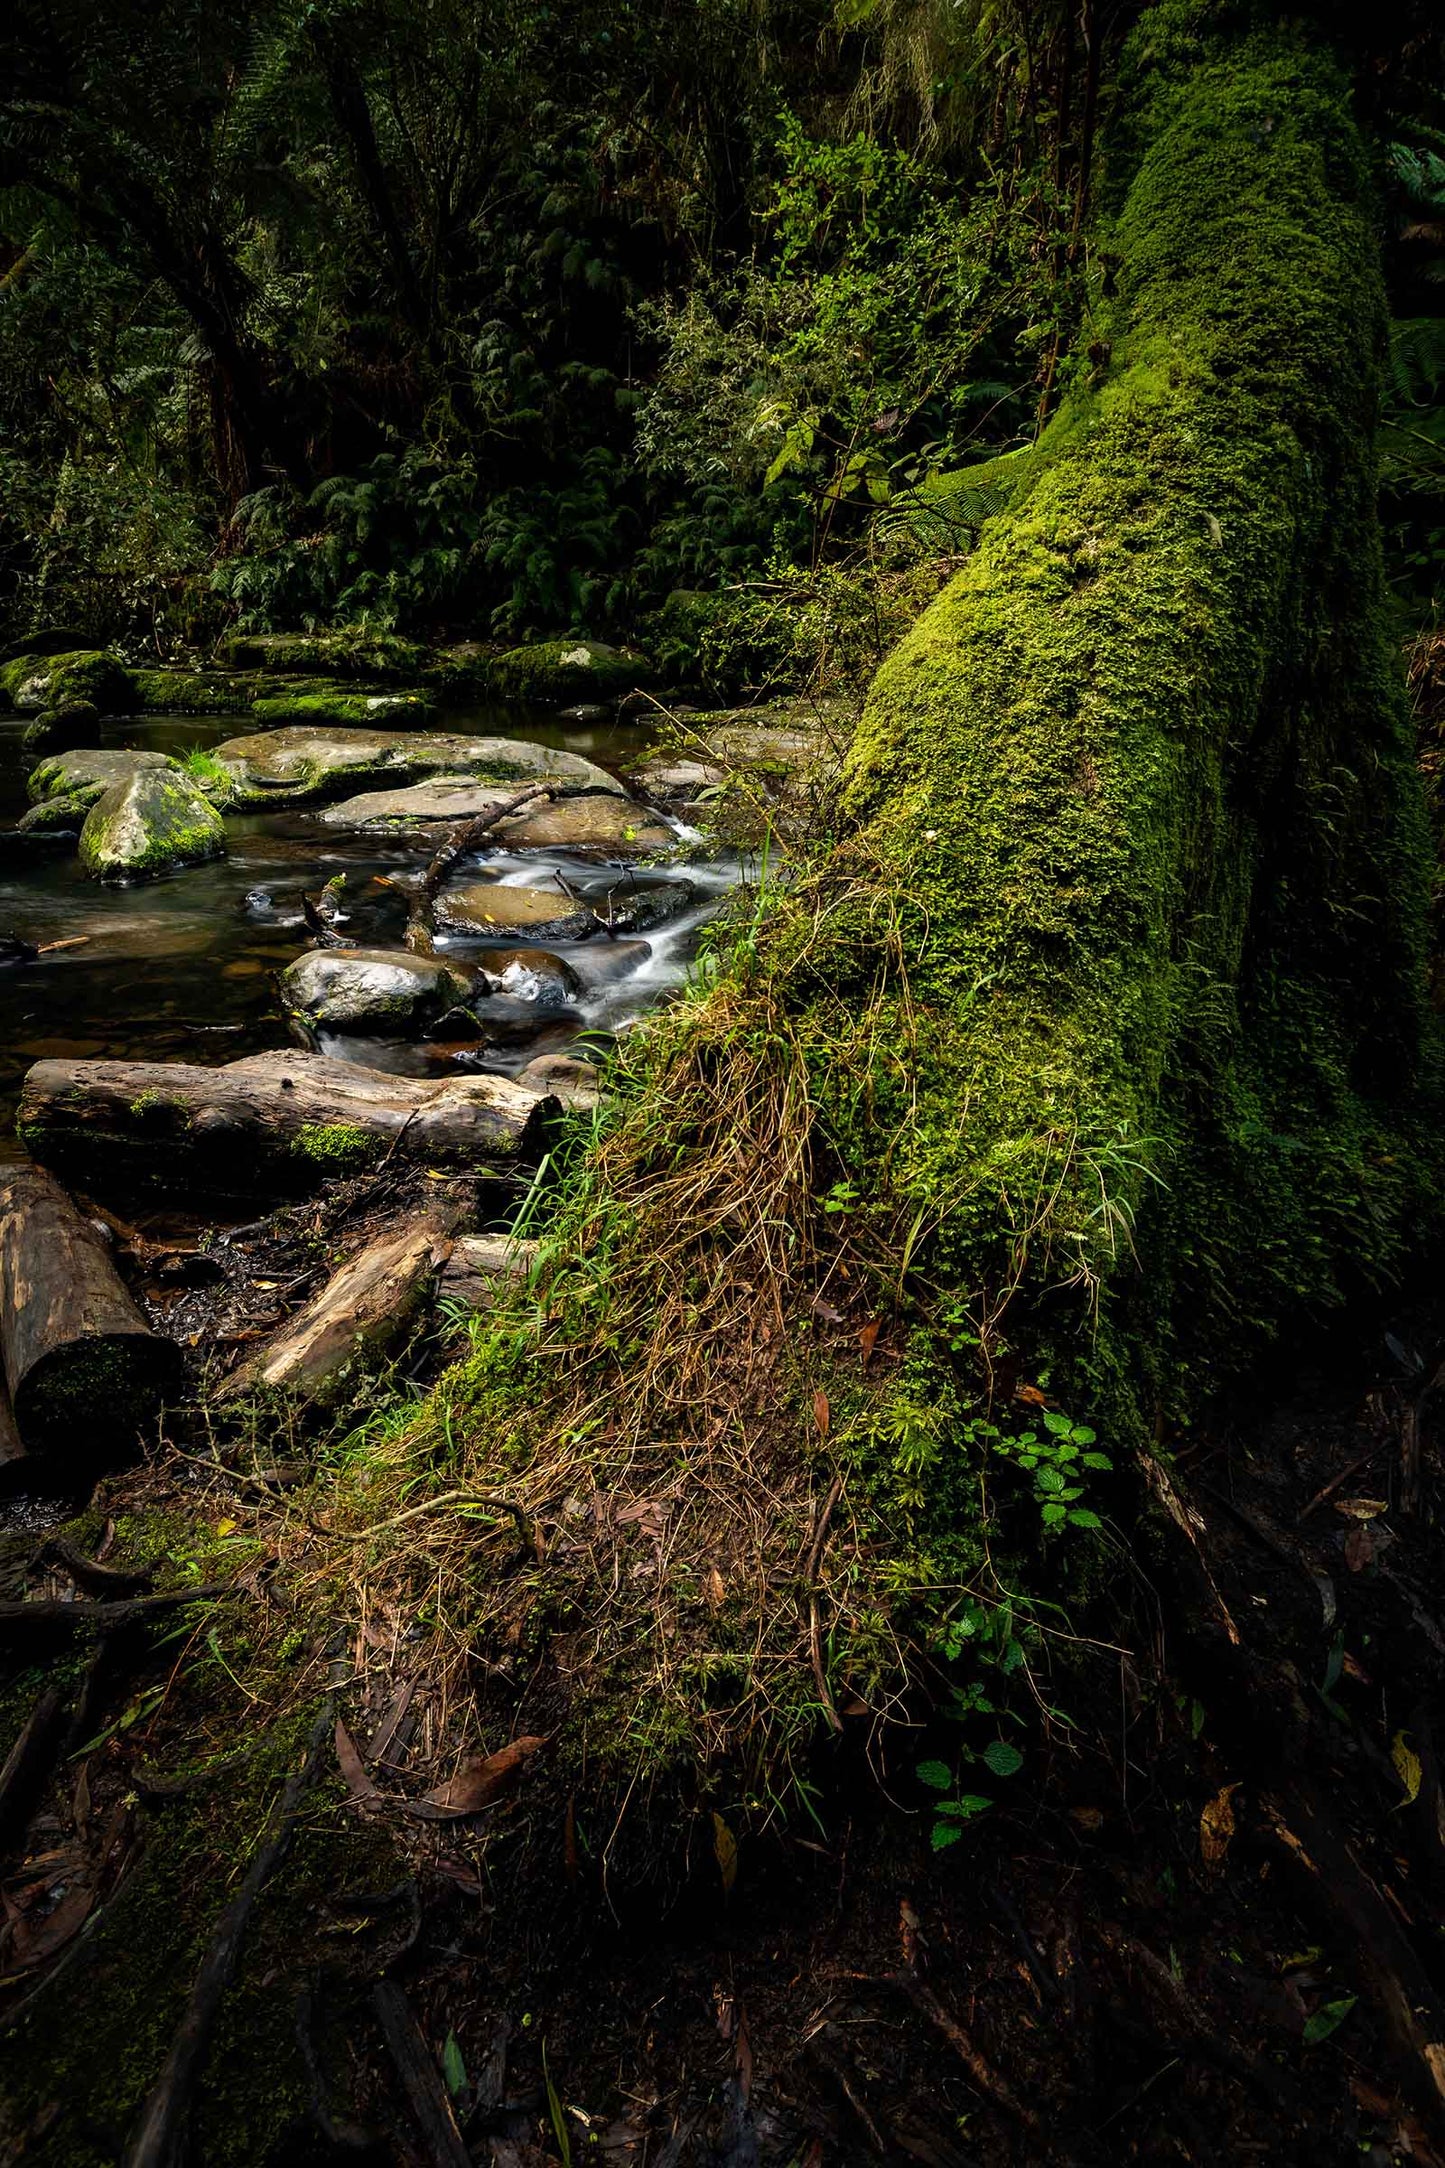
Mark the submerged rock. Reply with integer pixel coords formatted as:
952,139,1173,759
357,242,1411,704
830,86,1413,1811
207,726,622,809
469,993,583,1045
251,688,439,729
282,947,475,1034
434,881,598,942
0,648,136,715
78,765,226,882
490,639,652,705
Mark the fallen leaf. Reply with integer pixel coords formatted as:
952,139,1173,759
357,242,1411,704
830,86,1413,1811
705,1566,726,1609
214,1518,237,1537
1070,1805,1104,1831
1200,1782,1240,1870
813,1389,830,1439
712,1811,738,1894
407,1735,547,1819
1392,1730,1423,1807
334,1717,381,1806
1016,1382,1048,1408
13,1881,95,1967
858,1318,880,1363
1335,1497,1389,1520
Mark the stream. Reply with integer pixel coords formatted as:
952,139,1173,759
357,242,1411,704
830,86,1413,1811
0,703,746,1168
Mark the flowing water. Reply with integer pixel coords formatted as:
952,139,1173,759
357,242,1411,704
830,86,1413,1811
0,702,747,1153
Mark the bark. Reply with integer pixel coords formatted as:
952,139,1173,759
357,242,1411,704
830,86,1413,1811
230,1210,461,1404
439,1233,538,1311
0,1163,181,1457
18,1051,555,1198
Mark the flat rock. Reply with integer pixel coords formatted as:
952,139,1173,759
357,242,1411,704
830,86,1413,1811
496,793,674,854
78,764,227,882
219,630,428,679
208,727,622,809
282,947,475,1034
515,1053,601,1111
435,881,598,942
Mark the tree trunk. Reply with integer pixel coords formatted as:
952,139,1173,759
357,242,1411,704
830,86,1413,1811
0,1163,181,1457
18,1050,555,1198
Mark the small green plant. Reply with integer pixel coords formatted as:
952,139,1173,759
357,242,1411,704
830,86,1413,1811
970,1408,1112,1532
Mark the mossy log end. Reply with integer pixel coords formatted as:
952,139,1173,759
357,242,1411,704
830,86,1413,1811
17,1051,556,1198
826,13,1438,1425
0,1163,181,1456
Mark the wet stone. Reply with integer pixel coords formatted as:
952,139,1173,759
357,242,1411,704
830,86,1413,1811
471,993,584,1045
210,727,622,809
78,765,227,882
579,878,695,936
480,949,583,1006
434,881,598,943
281,947,475,1034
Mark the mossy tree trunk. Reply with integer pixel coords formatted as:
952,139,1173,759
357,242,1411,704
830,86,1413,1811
829,4,1435,1431
430,3,1441,1786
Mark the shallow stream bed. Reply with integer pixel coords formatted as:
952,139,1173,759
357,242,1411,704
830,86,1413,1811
0,701,746,1156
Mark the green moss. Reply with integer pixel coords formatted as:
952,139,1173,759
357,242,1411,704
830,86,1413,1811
78,771,227,880
490,638,651,703
219,627,427,678
0,648,137,713
290,1121,379,1169
250,688,438,727
129,667,255,714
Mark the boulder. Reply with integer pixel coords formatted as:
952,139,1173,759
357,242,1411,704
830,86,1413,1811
516,1053,602,1111
496,793,674,854
315,775,602,833
581,879,695,936
15,792,93,836
206,726,622,810
218,629,428,679
21,700,101,754
0,650,136,715
490,639,652,705
282,947,475,1035
78,764,227,882
250,688,439,729
434,881,598,942
481,948,584,1006
27,747,175,815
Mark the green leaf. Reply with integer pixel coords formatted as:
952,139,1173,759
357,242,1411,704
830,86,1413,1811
1035,1467,1067,1494
982,1740,1023,1778
1068,1509,1103,1529
1302,1995,1356,2046
916,1759,952,1791
1041,1502,1067,1528
938,1794,992,1819
931,1820,965,1849
442,2031,468,2098
1042,1410,1073,1435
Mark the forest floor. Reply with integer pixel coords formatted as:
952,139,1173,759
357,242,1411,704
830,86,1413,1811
1,1171,1443,2167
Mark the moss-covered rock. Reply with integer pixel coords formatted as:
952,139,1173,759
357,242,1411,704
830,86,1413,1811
207,725,621,808
281,946,475,1034
26,747,173,814
78,764,227,882
218,627,428,678
249,687,439,729
490,638,652,705
0,649,137,715
129,667,257,714
21,699,101,753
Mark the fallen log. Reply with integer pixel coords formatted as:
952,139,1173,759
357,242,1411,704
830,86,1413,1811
18,1050,556,1197
0,1163,181,1455
0,1379,27,1483
438,1232,538,1312
229,1211,461,1404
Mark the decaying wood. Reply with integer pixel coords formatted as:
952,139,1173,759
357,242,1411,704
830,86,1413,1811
229,1210,461,1403
18,1049,556,1195
124,1702,333,2168
42,1536,154,1597
437,1232,537,1311
0,1687,64,1850
370,1980,473,2168
0,1380,26,1479
1262,1783,1445,2133
0,1580,237,1638
0,1163,181,1455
